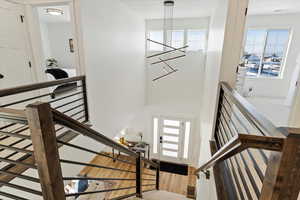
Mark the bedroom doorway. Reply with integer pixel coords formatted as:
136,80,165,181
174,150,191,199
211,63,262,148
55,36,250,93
35,3,78,81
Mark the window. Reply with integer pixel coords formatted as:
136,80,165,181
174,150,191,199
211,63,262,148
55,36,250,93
147,29,207,52
148,31,164,51
183,121,191,159
242,29,290,78
187,30,207,51
153,118,159,154
171,30,184,48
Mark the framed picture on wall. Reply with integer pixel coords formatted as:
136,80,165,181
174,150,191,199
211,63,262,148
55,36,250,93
69,38,74,53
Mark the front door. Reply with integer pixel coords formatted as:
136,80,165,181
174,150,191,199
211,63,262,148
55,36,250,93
153,117,192,163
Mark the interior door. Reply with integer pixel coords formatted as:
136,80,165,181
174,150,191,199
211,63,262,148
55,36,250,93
0,1,34,90
153,117,192,163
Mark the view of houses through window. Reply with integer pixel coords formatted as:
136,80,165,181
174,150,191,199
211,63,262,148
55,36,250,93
242,29,290,78
148,29,207,52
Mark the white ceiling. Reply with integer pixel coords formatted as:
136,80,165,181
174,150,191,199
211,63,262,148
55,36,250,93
37,5,71,23
120,0,217,18
120,0,300,19
248,0,300,15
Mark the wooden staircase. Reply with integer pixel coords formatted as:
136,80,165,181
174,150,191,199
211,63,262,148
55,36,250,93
1,77,300,200
0,76,160,200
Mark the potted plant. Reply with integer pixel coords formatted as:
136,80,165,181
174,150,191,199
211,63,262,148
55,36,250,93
46,58,58,68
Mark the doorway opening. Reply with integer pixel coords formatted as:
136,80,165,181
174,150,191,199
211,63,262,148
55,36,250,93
36,3,77,81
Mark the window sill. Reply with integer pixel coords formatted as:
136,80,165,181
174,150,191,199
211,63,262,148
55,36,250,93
245,76,284,80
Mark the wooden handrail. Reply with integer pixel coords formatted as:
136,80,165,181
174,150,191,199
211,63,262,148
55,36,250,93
52,108,138,157
52,108,159,168
195,134,284,175
0,108,26,117
0,108,27,124
0,76,84,97
285,127,300,134
220,82,285,138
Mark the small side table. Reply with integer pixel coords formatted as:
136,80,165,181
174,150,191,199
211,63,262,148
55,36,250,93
112,141,150,161
128,141,150,160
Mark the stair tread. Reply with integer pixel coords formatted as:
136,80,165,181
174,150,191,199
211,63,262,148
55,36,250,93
127,190,193,200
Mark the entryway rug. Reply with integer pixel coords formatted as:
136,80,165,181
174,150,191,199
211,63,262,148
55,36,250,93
151,160,188,176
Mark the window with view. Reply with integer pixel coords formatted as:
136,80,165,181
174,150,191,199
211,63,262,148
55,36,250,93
242,29,290,78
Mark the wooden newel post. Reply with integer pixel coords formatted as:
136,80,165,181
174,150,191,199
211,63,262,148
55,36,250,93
136,152,142,198
155,161,160,190
260,128,300,200
26,102,66,200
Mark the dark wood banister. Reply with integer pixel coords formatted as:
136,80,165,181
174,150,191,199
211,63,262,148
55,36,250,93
0,76,159,199
0,76,85,98
195,82,300,200
195,82,287,176
52,108,159,168
195,134,284,175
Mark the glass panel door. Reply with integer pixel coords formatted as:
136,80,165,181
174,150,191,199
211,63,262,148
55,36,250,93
152,117,192,163
160,119,182,159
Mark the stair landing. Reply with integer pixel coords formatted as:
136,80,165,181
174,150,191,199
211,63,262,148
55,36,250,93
128,190,192,200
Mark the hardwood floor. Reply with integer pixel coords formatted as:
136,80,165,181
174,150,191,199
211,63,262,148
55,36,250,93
79,153,156,199
160,171,188,195
79,153,196,199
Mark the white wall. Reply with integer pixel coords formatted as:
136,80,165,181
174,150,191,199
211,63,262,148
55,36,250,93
39,22,51,61
197,0,248,199
247,97,290,126
243,14,300,99
147,51,205,105
47,22,76,68
145,51,205,166
123,18,209,166
79,0,146,139
288,54,300,127
146,17,210,31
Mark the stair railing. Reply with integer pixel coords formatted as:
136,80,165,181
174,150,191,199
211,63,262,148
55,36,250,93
0,76,89,200
0,76,160,199
195,82,300,200
25,102,159,200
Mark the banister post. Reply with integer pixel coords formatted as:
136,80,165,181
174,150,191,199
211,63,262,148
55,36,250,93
82,76,89,122
26,102,66,200
214,86,225,148
260,128,300,200
155,160,160,190
136,152,142,198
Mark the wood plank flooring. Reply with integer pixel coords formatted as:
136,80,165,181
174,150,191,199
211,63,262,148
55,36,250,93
79,153,196,199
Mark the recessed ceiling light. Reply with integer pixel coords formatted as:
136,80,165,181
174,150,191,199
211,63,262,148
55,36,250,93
273,9,286,13
46,8,64,16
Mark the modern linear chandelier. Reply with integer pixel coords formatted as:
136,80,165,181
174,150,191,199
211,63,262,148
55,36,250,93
147,0,188,82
